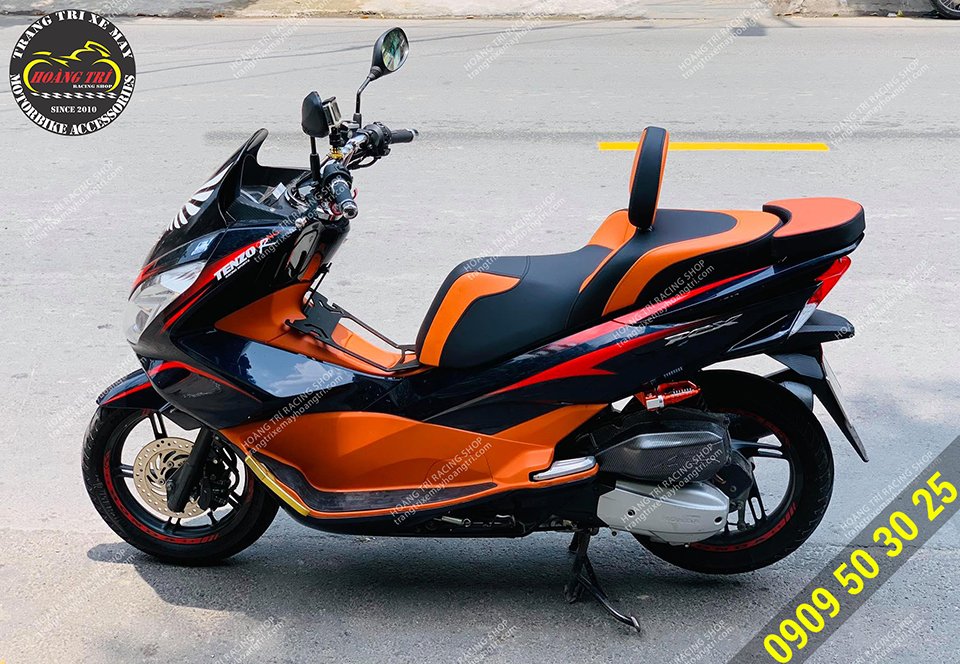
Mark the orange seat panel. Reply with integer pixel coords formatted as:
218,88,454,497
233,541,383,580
602,210,781,314
579,210,637,292
417,272,520,366
763,197,865,259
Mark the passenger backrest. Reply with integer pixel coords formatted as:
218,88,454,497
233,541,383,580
628,126,669,230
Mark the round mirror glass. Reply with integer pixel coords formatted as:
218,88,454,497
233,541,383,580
379,28,409,72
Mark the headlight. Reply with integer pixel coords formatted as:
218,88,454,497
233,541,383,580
124,261,205,344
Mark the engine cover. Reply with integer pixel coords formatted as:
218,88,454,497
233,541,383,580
597,480,729,544
595,408,731,484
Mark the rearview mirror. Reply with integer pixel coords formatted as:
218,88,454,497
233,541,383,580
301,92,328,138
370,27,409,78
354,27,410,122
301,91,341,138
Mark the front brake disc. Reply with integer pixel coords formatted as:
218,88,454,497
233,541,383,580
132,438,204,518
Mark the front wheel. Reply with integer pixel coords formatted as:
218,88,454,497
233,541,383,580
83,407,278,564
636,370,834,574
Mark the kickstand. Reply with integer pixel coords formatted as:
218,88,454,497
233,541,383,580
564,530,641,634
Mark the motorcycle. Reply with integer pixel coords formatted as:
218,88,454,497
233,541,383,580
83,27,868,631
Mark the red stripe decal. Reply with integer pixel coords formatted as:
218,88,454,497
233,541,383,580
162,287,208,330
489,268,766,396
160,231,281,331
131,260,162,292
491,325,688,395
149,361,258,400
102,381,151,405
615,268,764,327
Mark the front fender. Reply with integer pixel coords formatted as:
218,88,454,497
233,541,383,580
97,369,165,408
98,369,205,430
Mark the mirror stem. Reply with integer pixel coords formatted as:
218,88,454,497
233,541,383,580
309,137,321,182
354,70,378,123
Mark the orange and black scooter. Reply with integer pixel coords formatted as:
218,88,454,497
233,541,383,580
83,28,868,630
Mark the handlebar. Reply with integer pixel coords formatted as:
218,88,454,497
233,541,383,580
389,128,418,144
328,175,357,219
308,124,417,220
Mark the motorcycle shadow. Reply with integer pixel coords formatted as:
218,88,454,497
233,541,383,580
86,526,749,624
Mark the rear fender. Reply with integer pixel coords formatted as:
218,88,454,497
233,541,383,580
767,345,868,462
753,309,867,461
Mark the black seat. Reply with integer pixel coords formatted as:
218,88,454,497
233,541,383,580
416,210,779,368
415,128,781,369
415,246,609,368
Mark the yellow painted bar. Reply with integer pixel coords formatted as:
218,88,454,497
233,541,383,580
598,141,830,152
244,455,311,516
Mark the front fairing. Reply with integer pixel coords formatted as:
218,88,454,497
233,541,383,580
121,129,358,429
127,129,314,356
141,129,297,271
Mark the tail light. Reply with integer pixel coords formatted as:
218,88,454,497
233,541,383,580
808,256,851,306
789,256,851,336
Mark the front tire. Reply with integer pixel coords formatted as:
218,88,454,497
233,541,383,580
83,407,278,565
637,370,834,574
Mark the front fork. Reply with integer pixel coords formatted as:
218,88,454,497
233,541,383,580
166,426,214,512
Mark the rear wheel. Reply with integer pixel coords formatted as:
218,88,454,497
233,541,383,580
82,407,278,564
931,0,960,19
636,370,834,574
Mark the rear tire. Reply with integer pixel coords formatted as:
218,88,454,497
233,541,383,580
83,407,279,565
931,0,960,19
637,370,834,574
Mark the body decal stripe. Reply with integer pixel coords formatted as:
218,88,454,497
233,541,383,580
148,361,259,400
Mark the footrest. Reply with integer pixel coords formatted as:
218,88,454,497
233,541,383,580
286,293,418,372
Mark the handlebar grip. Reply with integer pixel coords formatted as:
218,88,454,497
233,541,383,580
390,128,418,144
329,176,358,219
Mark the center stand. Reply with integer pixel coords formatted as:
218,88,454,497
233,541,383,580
564,530,642,634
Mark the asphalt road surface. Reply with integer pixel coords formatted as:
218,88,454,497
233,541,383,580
1,14,959,664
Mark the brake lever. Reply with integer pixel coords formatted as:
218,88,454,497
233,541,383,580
349,155,380,170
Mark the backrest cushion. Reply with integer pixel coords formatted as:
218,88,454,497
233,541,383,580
628,126,669,230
